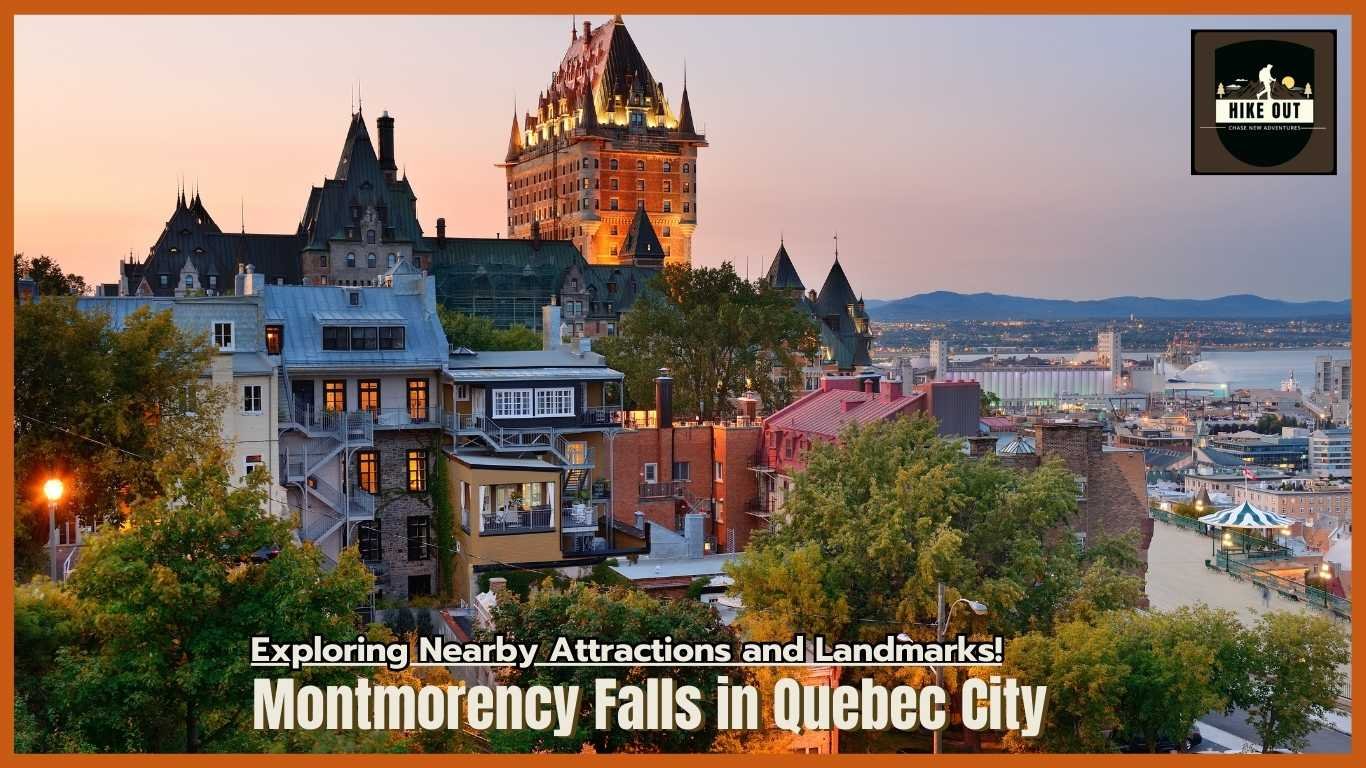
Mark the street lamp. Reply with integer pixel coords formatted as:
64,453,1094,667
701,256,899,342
899,582,988,755
1317,563,1332,607
43,478,64,581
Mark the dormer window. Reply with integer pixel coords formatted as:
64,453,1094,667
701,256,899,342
212,321,234,351
348,290,361,306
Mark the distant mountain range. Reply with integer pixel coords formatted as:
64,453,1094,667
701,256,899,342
867,292,1350,321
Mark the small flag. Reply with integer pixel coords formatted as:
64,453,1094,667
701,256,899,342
1242,467,1256,480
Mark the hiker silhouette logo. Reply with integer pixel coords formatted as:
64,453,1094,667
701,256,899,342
1192,30,1336,174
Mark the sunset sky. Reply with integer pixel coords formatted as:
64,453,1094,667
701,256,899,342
14,15,1351,300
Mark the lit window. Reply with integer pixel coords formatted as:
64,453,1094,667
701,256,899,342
358,379,380,413
242,385,262,414
406,451,428,493
357,450,379,494
407,378,429,421
212,322,234,351
323,380,346,412
264,325,283,355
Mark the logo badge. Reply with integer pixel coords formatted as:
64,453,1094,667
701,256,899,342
1192,30,1336,174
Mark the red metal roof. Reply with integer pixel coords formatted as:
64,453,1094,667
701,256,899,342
766,386,927,439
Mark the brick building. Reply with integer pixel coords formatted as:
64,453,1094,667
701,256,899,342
995,420,1154,578
501,15,705,266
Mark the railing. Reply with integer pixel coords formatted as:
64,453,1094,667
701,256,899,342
348,487,376,521
302,507,344,543
1211,552,1351,619
480,506,554,534
366,406,439,429
747,498,773,518
639,480,684,500
583,406,622,427
1148,505,1292,558
563,504,597,530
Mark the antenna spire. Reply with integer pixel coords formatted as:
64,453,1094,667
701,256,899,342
833,232,839,261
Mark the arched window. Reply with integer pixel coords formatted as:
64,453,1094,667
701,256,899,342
387,253,397,267
366,229,376,244
635,160,645,171
346,252,356,268
683,163,690,174
610,158,619,170
367,253,377,268
663,161,672,173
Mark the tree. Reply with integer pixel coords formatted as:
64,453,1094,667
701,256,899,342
1240,611,1349,753
483,580,734,753
1003,607,1247,753
427,443,457,597
438,306,540,351
595,263,818,420
15,253,89,296
29,440,372,752
728,417,1144,645
14,300,217,575
980,390,1001,416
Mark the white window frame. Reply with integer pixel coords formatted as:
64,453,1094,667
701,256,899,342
213,321,234,351
535,387,575,418
643,462,658,483
242,384,263,414
492,388,533,418
455,384,470,402
714,461,724,482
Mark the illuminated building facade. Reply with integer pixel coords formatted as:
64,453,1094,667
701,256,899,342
501,15,705,266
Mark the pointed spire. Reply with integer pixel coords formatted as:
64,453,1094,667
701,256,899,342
677,75,696,135
765,238,804,292
505,111,523,163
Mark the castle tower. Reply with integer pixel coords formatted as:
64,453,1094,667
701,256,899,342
499,16,707,266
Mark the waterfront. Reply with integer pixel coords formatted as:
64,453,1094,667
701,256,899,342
949,348,1349,391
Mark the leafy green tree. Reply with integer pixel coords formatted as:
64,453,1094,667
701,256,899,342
483,580,734,753
595,263,818,420
14,299,216,575
15,253,88,295
427,443,456,597
438,306,540,351
728,417,1143,644
1002,619,1127,752
31,440,372,752
1240,611,1349,752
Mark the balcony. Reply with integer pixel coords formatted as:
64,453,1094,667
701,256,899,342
639,480,685,500
365,406,441,430
582,406,622,427
563,503,598,532
480,505,554,535
747,498,774,519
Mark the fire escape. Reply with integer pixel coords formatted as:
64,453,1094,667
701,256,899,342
277,368,377,572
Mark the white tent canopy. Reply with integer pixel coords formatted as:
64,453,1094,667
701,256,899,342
1198,501,1295,529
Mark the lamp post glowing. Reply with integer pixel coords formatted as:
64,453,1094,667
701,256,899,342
43,478,64,581
900,582,988,755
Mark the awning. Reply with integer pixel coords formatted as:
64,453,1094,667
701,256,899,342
1198,501,1294,529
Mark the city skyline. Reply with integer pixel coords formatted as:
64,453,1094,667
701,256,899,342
14,14,1352,300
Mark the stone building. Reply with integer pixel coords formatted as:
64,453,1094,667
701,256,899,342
501,15,706,266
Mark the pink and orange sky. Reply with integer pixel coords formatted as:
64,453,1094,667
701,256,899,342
14,14,1351,300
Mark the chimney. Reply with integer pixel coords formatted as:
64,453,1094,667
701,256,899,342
242,263,265,295
655,368,673,429
436,217,447,243
542,298,562,350
377,111,396,180
880,379,903,401
233,262,247,295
